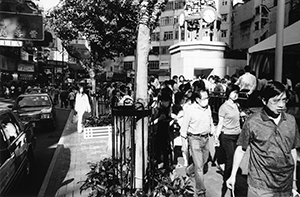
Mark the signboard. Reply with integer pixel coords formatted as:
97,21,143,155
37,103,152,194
0,40,23,47
17,63,34,72
18,73,34,80
0,12,44,40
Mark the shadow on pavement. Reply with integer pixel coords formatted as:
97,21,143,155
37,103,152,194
44,145,71,197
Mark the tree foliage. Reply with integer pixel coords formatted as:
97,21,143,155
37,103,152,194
47,0,168,71
47,0,139,65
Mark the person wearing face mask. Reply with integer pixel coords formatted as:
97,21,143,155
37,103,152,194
226,81,300,197
214,84,241,197
74,85,91,133
180,90,215,197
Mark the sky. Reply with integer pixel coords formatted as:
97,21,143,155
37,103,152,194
38,0,60,11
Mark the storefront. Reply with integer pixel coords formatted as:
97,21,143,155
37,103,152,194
17,63,35,81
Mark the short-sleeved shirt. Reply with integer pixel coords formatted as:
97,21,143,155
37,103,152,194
237,109,300,192
180,103,213,137
218,100,241,135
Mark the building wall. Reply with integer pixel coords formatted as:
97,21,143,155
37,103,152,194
232,0,293,50
218,0,233,46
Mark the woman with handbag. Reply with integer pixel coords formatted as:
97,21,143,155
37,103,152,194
214,84,242,197
74,85,91,133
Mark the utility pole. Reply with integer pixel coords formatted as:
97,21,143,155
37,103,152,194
274,0,285,82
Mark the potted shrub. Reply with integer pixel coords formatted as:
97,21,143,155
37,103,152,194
79,157,194,197
83,114,112,139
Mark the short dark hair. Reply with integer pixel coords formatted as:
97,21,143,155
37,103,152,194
244,65,251,72
190,89,209,103
174,92,185,105
158,92,172,102
192,80,206,91
261,81,286,103
225,84,240,99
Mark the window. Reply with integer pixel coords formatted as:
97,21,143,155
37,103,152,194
260,31,268,41
175,0,185,9
255,6,260,15
175,30,179,40
165,1,173,10
160,46,170,54
221,14,228,22
221,29,227,37
149,46,159,55
0,113,20,144
151,32,160,41
16,95,51,108
274,0,277,6
181,30,185,41
163,31,173,40
124,62,133,70
255,21,260,30
160,16,174,26
0,128,9,166
222,0,227,5
148,61,159,70
254,38,259,44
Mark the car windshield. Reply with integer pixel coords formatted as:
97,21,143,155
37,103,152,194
16,95,51,108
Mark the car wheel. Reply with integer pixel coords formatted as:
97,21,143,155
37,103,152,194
25,148,34,176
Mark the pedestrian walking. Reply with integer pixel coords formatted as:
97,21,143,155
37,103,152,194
227,81,300,197
74,85,91,133
60,89,69,108
68,88,76,109
214,84,241,197
180,90,215,197
152,91,172,172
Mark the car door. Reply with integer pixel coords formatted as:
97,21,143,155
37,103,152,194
0,112,26,195
0,120,17,195
7,112,27,167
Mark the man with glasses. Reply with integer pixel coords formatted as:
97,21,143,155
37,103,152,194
227,81,300,197
180,89,215,197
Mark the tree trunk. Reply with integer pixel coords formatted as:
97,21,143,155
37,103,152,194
135,22,150,189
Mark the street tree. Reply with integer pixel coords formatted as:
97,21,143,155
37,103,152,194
46,0,139,70
48,0,168,190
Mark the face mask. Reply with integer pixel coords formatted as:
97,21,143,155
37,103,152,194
263,106,280,118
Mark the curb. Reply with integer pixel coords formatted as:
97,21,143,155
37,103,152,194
37,110,74,197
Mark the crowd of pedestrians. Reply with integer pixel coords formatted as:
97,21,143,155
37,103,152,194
63,66,300,197
2,65,299,197
143,67,300,197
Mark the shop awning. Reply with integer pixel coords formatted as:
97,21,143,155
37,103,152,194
248,20,300,53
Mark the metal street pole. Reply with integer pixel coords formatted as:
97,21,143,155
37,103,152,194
274,0,285,82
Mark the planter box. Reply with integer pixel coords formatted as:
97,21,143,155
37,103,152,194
84,125,112,139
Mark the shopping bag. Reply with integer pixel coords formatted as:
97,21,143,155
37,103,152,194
72,113,78,123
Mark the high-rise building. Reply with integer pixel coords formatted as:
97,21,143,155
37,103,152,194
123,0,185,81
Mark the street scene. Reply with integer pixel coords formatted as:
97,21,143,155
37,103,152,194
1,0,300,197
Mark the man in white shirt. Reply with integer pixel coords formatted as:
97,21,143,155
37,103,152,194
180,90,215,197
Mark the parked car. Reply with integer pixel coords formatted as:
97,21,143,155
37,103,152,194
11,93,56,131
0,109,36,196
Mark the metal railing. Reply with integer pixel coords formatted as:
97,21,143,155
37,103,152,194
111,103,152,193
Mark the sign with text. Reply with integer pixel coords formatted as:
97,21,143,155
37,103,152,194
17,63,34,72
0,12,44,41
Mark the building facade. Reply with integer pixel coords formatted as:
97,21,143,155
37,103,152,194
231,0,296,50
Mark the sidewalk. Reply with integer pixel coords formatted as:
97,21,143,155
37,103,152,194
38,110,248,197
38,110,111,197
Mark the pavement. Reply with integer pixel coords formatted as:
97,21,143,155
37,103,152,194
38,110,248,197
